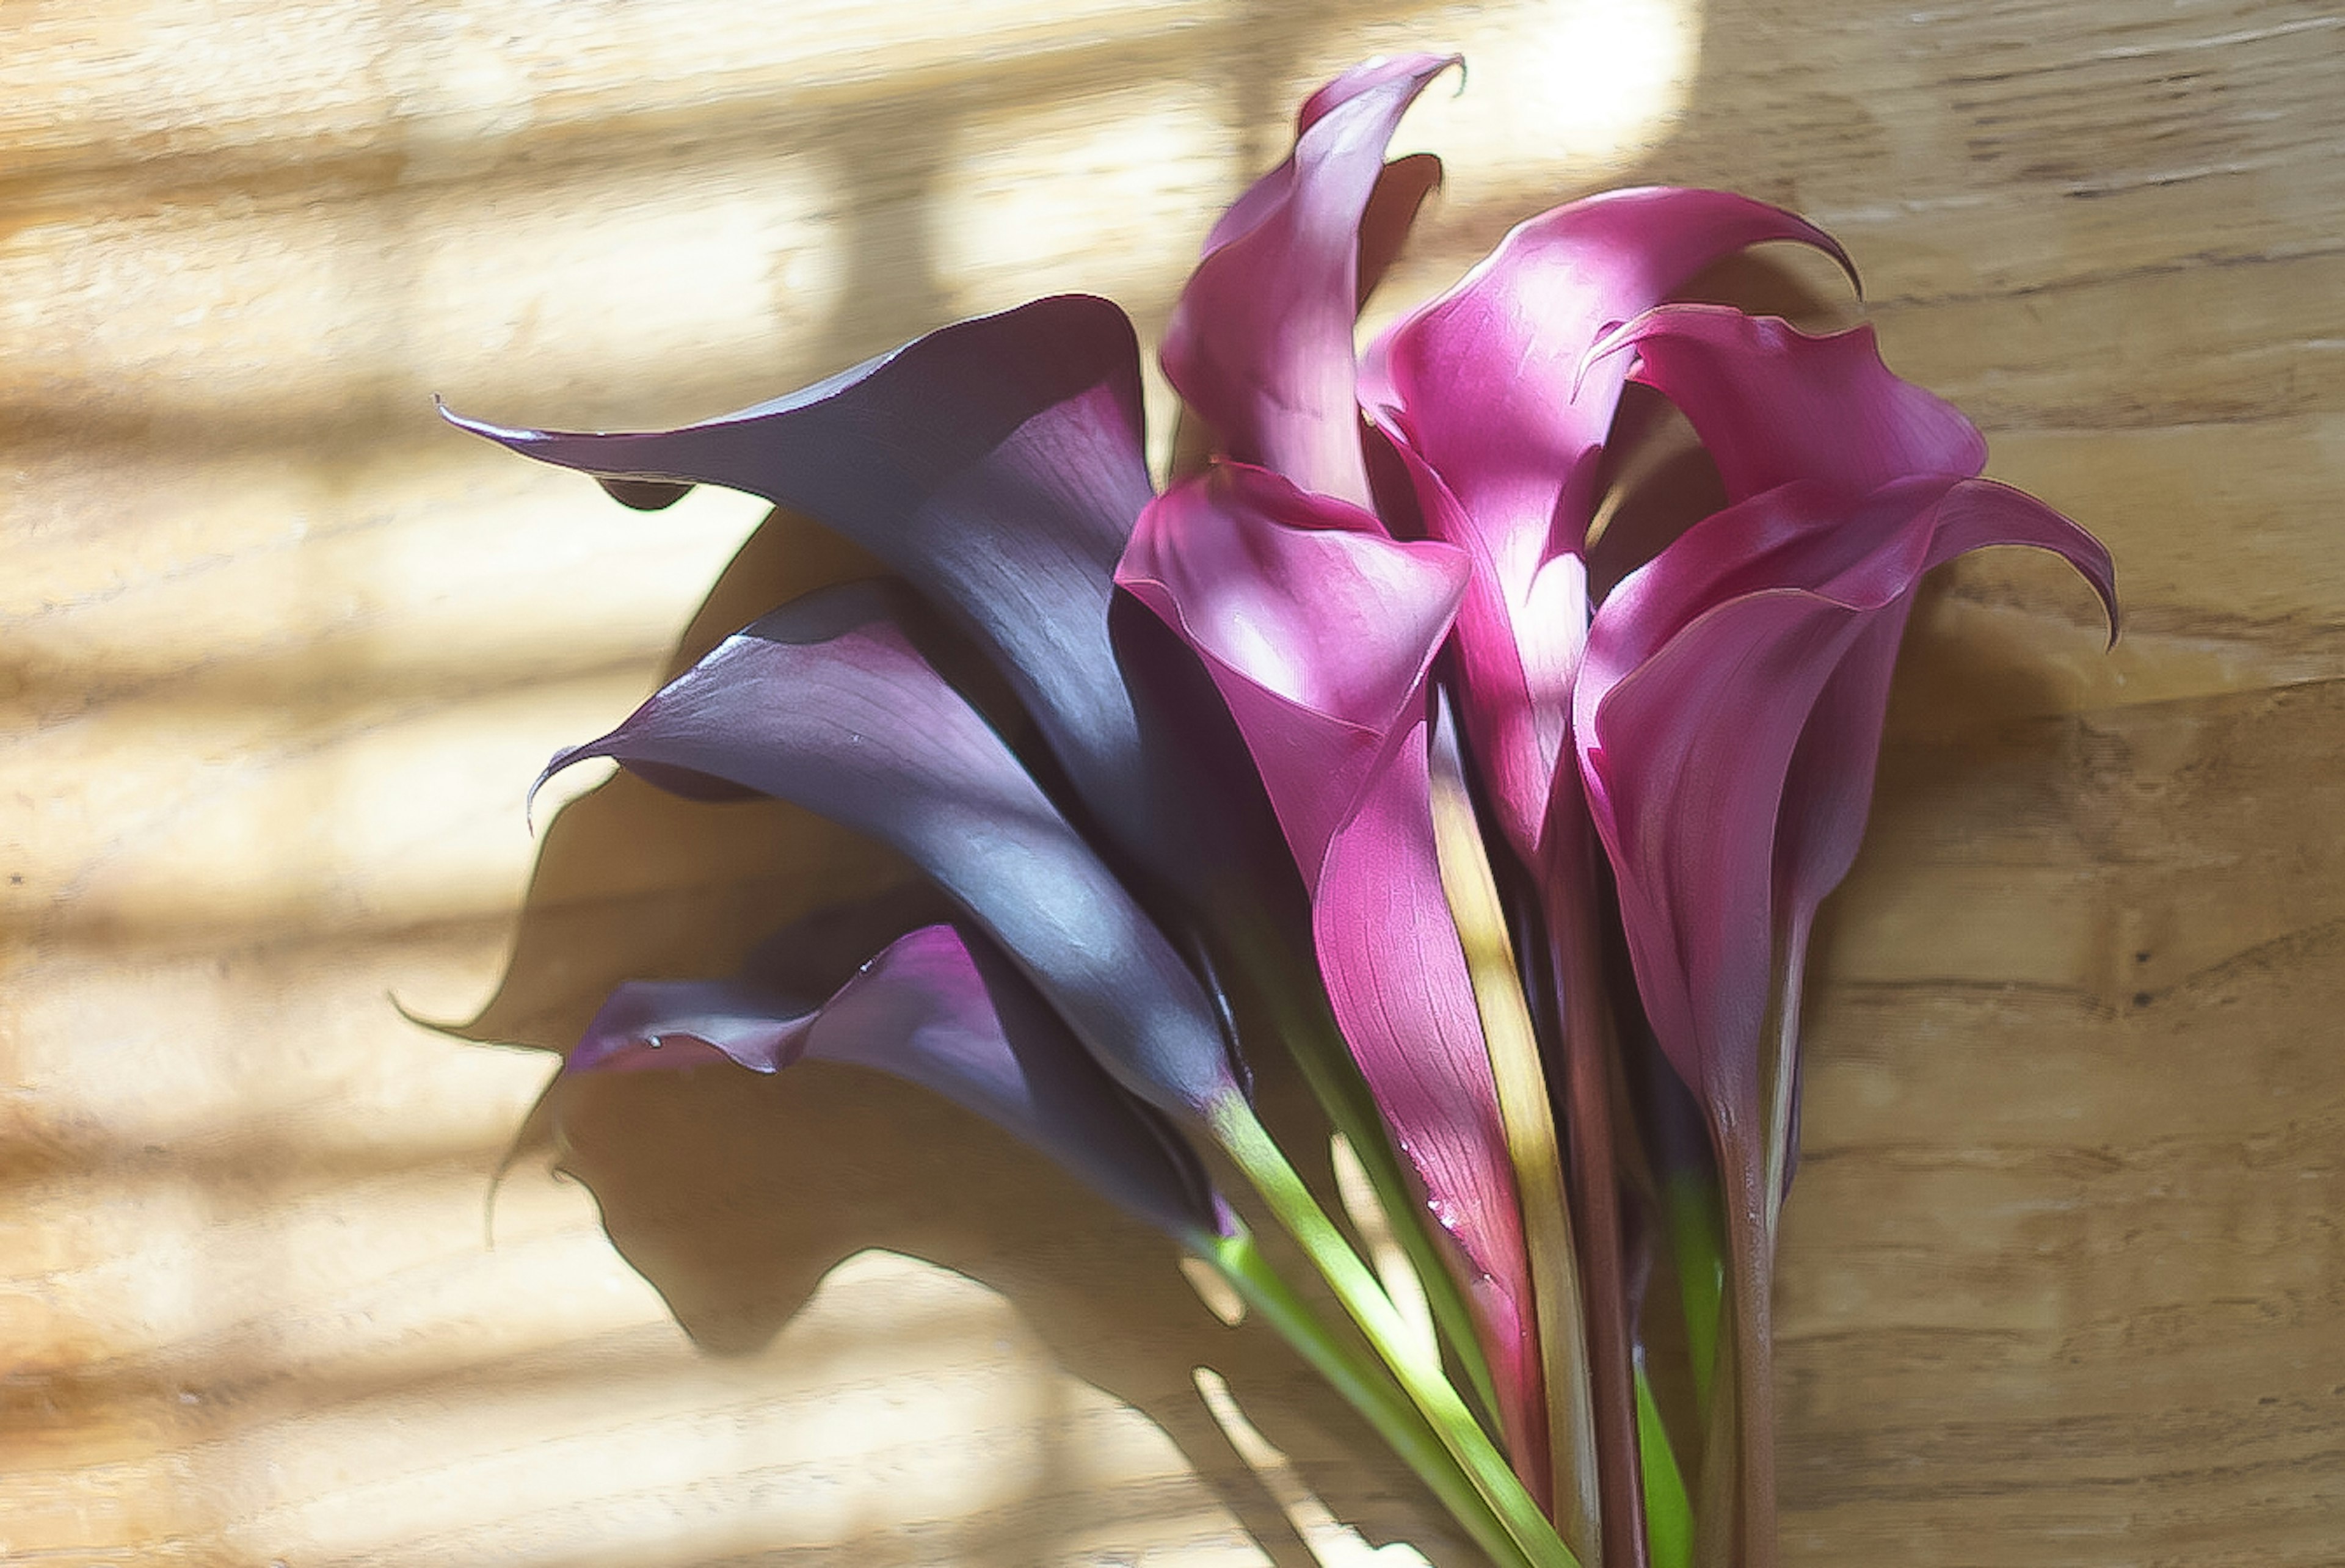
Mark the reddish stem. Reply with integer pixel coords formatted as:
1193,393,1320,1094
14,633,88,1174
1544,810,1649,1568
1715,1119,1777,1568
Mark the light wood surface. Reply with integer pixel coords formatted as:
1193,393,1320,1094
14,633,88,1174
7,2,2341,1564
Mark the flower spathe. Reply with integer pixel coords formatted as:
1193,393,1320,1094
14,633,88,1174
1118,461,1552,1489
1362,189,1853,861
571,918,1227,1244
532,579,1246,1126
1576,305,2117,1120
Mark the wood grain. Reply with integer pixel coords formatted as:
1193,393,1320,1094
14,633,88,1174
5,1,2340,1563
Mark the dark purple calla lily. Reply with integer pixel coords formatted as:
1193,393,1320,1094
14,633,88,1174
536,578,1246,1127
1572,307,2115,1568
1162,53,1458,508
570,920,1227,1244
443,296,1168,871
1117,460,1554,1499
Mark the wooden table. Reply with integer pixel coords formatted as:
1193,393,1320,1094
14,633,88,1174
7,1,2340,1563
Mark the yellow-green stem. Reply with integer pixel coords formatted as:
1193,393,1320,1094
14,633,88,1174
1208,1094,1582,1568
1430,742,1601,1555
1221,902,1505,1429
1198,1224,1541,1568
1635,1360,1695,1568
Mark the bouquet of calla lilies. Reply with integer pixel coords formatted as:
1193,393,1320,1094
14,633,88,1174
449,54,2115,1568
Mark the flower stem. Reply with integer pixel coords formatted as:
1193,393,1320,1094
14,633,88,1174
1542,809,1649,1568
1717,1123,1777,1568
1761,919,1811,1263
1208,1094,1582,1568
1664,1169,1726,1420
1215,904,1505,1430
1431,724,1599,1548
1198,1224,1541,1568
1635,1358,1695,1568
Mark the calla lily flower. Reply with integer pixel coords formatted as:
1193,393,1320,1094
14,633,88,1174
1360,190,1852,861
1163,53,1458,507
1351,201,1858,1565
1117,460,1556,1489
1571,304,2116,1566
1577,304,2116,1151
568,917,1227,1244
533,579,1246,1127
460,289,1574,1562
446,48,2121,1568
444,296,1175,881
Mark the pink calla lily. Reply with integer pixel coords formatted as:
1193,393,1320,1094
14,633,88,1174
1356,190,1854,1568
1117,462,1555,1494
1163,53,1457,507
1578,474,2117,1134
1363,191,1852,862
1572,307,2116,1568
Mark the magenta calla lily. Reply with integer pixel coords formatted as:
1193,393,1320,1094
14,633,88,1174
1118,463,1551,1483
571,920,1227,1244
1592,303,1984,503
1163,53,1456,507
1578,476,2117,1115
1570,307,2115,1568
1577,306,2117,1118
1362,191,1852,861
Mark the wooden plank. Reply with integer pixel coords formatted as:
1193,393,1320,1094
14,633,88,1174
6,0,2340,1562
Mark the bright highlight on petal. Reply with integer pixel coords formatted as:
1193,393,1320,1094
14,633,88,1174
1367,189,1852,859
1119,462,1552,1502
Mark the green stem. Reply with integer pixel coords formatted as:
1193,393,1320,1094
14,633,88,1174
1209,1094,1582,1568
1199,1225,1541,1568
1219,906,1504,1429
1664,1170,1726,1421
1634,1360,1694,1568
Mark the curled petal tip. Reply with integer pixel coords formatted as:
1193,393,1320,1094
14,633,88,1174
435,398,525,443
1572,317,1640,401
